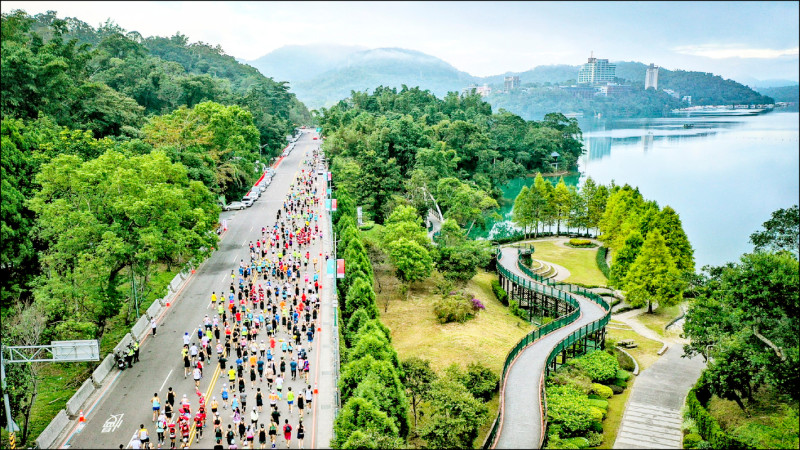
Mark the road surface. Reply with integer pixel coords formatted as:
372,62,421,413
56,130,336,449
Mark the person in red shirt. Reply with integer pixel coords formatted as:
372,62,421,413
179,420,190,448
168,422,177,449
194,410,205,440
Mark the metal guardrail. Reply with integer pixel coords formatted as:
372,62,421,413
483,244,612,449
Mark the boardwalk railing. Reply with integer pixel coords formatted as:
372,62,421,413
483,244,612,449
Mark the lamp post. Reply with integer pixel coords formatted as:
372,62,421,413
550,151,561,173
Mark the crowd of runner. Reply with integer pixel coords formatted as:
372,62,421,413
132,148,326,450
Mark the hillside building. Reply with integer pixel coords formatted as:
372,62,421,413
504,76,521,91
462,84,492,97
645,63,659,90
578,54,616,85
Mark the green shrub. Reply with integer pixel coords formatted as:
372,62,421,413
432,291,475,324
568,238,594,247
549,365,593,395
614,349,636,372
613,378,627,388
588,406,605,421
508,299,528,320
590,383,613,399
589,421,603,433
587,394,602,400
609,384,624,395
358,220,375,230
587,399,608,410
562,437,590,449
461,362,499,401
684,433,702,448
546,384,595,436
490,279,508,306
585,431,603,447
615,369,631,381
570,350,620,383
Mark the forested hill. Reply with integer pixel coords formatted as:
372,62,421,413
6,10,311,145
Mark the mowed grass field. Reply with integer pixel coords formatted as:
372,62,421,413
517,239,608,286
378,270,535,376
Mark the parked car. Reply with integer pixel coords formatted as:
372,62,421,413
242,197,255,207
224,201,246,211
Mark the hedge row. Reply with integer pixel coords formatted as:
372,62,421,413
685,373,752,449
490,279,509,306
331,188,410,449
595,247,610,279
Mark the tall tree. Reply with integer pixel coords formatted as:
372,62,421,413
623,229,684,313
608,230,644,287
655,205,695,273
400,357,437,427
419,377,488,449
512,185,533,238
749,204,799,258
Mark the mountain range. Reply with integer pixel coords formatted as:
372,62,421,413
244,44,794,110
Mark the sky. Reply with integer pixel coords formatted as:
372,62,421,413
3,1,799,83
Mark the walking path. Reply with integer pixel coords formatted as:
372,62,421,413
494,246,607,449
613,309,705,449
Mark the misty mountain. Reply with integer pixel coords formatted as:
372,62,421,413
754,85,800,103
287,47,479,109
245,44,367,83
246,45,782,112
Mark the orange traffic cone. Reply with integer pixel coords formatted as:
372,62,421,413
79,410,85,423
313,383,318,395
191,268,196,274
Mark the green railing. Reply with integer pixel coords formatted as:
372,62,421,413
483,244,612,449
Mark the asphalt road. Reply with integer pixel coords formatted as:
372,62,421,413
59,130,331,449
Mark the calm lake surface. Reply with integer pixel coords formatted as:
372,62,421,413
474,111,799,269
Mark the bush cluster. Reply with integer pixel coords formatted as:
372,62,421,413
567,350,620,383
332,188,410,449
568,238,595,247
433,291,477,324
684,374,753,449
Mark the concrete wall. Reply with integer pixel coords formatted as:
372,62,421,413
146,300,163,321
91,354,115,387
113,333,133,355
131,314,150,341
36,409,69,449
66,378,96,418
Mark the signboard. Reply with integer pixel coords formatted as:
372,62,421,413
331,199,337,211
327,172,332,182
51,340,100,362
325,199,331,211
357,207,363,226
316,127,322,133
336,259,345,279
326,188,331,197
327,258,335,278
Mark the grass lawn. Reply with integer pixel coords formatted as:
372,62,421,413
370,229,534,448
598,376,636,449
518,240,608,287
606,327,663,371
635,304,682,337
379,269,534,377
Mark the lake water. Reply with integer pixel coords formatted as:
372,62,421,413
473,111,799,268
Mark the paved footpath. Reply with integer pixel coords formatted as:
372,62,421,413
54,130,336,449
494,246,606,449
613,309,705,449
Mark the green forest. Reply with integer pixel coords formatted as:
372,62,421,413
0,10,310,444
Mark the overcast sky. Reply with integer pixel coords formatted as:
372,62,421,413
3,1,798,82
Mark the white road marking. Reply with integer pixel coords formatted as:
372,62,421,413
159,369,173,392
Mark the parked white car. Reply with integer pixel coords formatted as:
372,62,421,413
224,201,246,211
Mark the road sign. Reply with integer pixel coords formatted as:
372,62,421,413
331,199,337,211
102,413,124,433
51,340,100,362
327,258,335,278
336,259,345,279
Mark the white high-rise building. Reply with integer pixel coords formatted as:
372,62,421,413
645,63,659,90
578,54,616,85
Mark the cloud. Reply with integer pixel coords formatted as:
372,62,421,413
673,44,799,59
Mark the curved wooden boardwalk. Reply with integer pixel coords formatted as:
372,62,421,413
494,246,607,449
